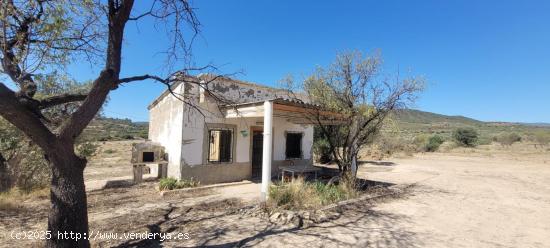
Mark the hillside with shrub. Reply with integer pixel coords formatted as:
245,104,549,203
358,109,550,158
80,117,149,142
386,109,550,143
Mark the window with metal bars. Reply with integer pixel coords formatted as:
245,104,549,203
207,129,233,163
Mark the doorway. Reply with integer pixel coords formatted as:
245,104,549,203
251,129,263,179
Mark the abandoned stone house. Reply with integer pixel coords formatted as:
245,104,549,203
147,74,338,185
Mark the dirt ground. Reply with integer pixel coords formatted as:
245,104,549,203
1,142,549,247
358,150,550,248
85,141,135,183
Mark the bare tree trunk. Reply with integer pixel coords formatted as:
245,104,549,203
0,153,10,192
350,152,358,178
46,145,89,248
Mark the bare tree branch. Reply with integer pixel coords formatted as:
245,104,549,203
118,74,167,84
38,93,88,109
0,82,54,151
58,0,134,142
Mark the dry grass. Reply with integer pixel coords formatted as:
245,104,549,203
268,177,358,210
0,187,49,212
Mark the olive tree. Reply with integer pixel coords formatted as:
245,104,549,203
0,75,95,192
300,51,424,179
0,1,222,247
0,117,21,191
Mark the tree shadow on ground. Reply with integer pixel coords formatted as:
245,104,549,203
113,203,180,248
199,210,420,247
359,160,397,166
108,199,244,248
317,166,395,187
194,188,421,248
355,178,395,191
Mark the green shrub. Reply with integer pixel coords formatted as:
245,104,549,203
159,178,178,190
1,118,51,191
412,134,429,151
425,135,444,152
532,132,550,147
412,134,428,145
495,133,521,146
376,135,416,157
412,134,444,152
103,149,116,154
453,128,479,147
311,181,347,205
268,177,356,210
137,131,148,139
159,177,199,191
477,137,492,145
176,178,200,188
76,142,98,158
313,138,332,164
269,178,318,209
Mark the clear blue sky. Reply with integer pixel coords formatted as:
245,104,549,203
69,0,550,123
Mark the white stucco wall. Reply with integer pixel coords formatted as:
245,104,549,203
272,117,313,161
148,83,184,178
181,116,266,165
180,104,205,166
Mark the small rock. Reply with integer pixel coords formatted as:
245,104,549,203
314,212,328,223
302,219,312,228
168,213,181,219
286,212,295,221
269,212,281,222
290,216,302,227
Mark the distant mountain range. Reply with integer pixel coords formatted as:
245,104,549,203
92,109,550,142
389,109,550,141
391,109,482,126
393,109,550,127
517,122,550,127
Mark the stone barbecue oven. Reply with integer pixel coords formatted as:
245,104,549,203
131,142,168,183
131,142,166,163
